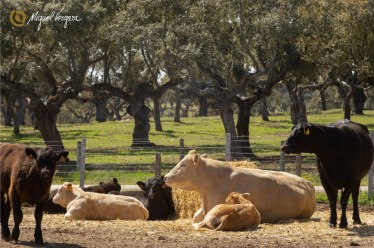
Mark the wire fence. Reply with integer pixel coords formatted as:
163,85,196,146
12,132,374,199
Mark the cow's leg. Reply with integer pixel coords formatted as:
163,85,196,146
339,186,353,228
34,201,45,245
193,207,204,223
351,180,362,225
1,192,11,241
10,196,23,242
319,175,338,227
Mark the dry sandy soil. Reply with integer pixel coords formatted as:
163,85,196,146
1,204,374,248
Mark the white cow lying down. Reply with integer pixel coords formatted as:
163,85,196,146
165,150,316,223
53,182,149,220
193,192,261,231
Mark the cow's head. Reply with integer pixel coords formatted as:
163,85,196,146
25,147,69,183
226,192,251,205
281,120,314,154
164,150,207,191
100,178,121,193
137,177,166,201
52,182,75,207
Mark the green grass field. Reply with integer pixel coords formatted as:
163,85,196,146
1,109,374,204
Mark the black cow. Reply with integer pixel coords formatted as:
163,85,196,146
43,189,67,214
0,143,68,244
281,119,373,228
137,176,175,220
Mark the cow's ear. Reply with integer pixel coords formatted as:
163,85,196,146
66,183,73,192
303,123,312,135
241,193,251,200
113,178,119,185
192,153,200,165
56,151,69,163
25,148,37,160
160,175,165,181
161,181,167,189
304,127,310,135
137,181,146,190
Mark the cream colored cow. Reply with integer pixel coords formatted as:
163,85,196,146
193,192,261,231
53,182,149,220
165,150,315,223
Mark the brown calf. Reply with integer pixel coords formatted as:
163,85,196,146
0,143,68,244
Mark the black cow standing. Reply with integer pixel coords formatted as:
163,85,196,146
137,176,175,220
281,119,373,228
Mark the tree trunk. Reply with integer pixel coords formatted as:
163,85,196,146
127,101,155,147
319,88,327,111
174,92,181,122
4,94,15,126
12,96,27,134
93,98,109,122
352,88,366,115
285,81,304,124
198,97,208,117
153,96,163,131
181,102,190,118
236,99,255,159
31,103,65,151
219,102,242,160
261,97,270,121
335,83,352,120
298,90,307,120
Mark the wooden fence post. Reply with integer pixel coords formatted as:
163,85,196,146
79,138,86,188
279,141,285,171
295,153,302,176
77,141,81,171
368,132,374,200
180,138,184,160
225,133,231,161
155,153,161,177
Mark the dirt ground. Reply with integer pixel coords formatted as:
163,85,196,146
1,204,374,248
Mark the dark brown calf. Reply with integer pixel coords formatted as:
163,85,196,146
82,178,121,193
0,143,68,244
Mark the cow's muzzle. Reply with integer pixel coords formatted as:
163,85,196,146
280,143,291,154
41,169,53,181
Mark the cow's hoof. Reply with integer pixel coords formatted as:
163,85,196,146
1,236,11,242
353,220,362,225
339,223,348,229
35,240,44,245
329,223,336,228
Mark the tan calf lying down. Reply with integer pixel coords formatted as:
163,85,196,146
53,182,149,220
193,192,261,231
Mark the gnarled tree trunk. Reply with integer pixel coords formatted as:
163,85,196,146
236,99,255,159
127,101,155,147
261,97,270,121
93,98,110,122
286,81,306,124
198,97,208,117
153,96,163,131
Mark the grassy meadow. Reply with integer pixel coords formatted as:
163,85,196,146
1,109,374,204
